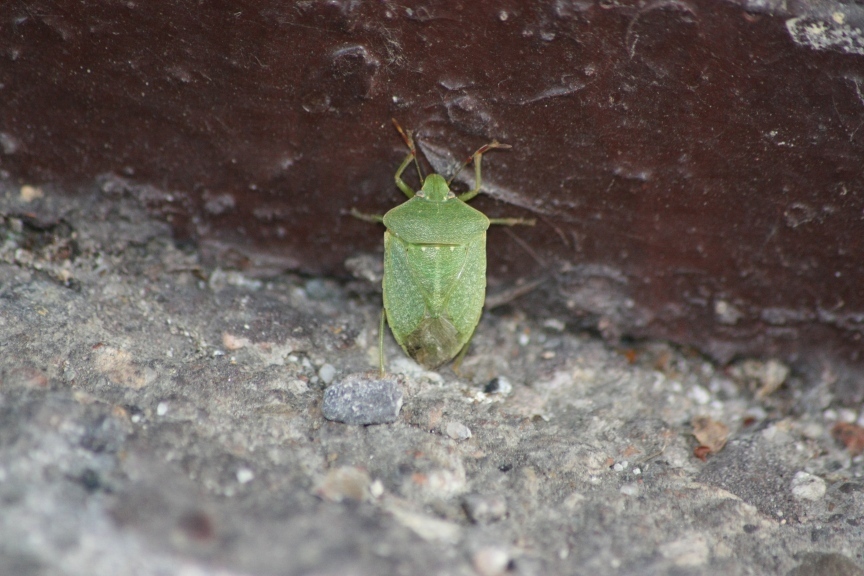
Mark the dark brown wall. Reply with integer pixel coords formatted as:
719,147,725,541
2,1,863,391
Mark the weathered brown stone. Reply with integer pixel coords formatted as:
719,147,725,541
2,1,862,390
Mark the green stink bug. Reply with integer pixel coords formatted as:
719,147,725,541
352,121,534,373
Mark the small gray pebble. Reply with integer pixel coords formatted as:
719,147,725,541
322,373,403,425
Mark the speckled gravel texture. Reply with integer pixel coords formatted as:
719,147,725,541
2,185,863,576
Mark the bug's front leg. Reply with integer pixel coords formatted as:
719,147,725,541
392,118,422,198
394,152,417,199
456,141,510,202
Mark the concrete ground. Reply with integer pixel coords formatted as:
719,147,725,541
1,184,862,576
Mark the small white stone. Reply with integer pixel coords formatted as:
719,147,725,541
745,406,768,422
287,379,309,395
236,468,255,484
689,385,711,405
542,318,566,331
445,421,472,441
714,299,743,324
156,402,168,416
659,534,709,567
800,422,825,440
791,471,826,501
318,363,337,385
620,483,639,496
837,408,858,423
473,546,510,576
369,479,384,498
19,185,43,202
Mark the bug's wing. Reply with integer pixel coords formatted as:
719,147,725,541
444,233,487,342
382,232,426,349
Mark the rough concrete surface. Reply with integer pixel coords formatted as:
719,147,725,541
2,184,864,576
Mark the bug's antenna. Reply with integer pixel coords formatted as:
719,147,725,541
391,118,424,182
447,141,512,186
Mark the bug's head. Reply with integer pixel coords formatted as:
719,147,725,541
418,174,453,202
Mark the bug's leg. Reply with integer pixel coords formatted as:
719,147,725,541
350,208,385,223
455,141,511,202
394,152,417,199
488,217,536,226
378,309,389,377
456,153,483,203
392,118,424,186
456,147,486,203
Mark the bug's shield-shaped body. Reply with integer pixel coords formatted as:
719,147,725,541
382,181,489,369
